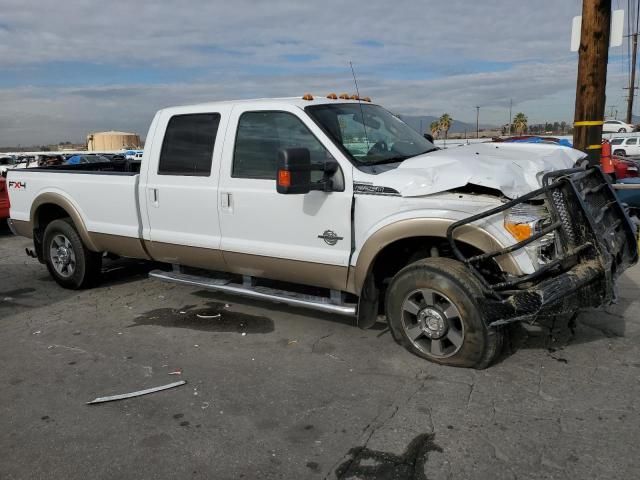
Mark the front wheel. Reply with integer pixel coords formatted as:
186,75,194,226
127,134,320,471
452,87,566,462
614,149,626,157
618,128,627,133
385,258,502,369
43,218,102,289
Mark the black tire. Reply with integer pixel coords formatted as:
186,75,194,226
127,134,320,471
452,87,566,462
385,257,502,369
614,149,626,157
43,218,102,289
618,128,626,133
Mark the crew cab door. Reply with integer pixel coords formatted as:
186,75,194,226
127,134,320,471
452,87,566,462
139,106,230,268
217,104,353,291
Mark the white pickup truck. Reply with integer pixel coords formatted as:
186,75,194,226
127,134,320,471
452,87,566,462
7,95,637,368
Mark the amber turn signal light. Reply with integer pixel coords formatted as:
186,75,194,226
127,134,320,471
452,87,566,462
302,93,314,101
504,222,533,242
278,169,291,188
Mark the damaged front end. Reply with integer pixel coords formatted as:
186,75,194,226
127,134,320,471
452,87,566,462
447,167,638,326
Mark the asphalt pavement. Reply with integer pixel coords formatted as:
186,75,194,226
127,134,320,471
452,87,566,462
1,224,639,480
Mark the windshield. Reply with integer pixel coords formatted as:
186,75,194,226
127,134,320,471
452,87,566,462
306,103,435,165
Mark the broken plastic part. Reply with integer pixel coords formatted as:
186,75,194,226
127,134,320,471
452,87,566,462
87,380,186,404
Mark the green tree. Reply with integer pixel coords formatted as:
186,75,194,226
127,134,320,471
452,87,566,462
512,113,528,135
560,121,567,134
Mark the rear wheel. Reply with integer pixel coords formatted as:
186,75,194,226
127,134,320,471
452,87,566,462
385,258,502,369
43,218,102,289
618,128,627,133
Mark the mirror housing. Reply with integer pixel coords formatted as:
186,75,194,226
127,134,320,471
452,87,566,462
276,148,339,194
276,148,312,194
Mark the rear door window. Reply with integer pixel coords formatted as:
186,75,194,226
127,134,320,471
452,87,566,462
626,138,638,145
158,113,221,176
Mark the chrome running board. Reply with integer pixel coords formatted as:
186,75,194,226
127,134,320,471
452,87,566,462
149,270,357,316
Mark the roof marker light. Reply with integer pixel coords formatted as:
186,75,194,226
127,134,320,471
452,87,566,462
362,96,372,102
326,93,338,99
302,93,314,101
350,94,360,100
339,93,350,99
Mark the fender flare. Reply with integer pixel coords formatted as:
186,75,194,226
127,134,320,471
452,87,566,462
350,217,523,295
30,192,100,252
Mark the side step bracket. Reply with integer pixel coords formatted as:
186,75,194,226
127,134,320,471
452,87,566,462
149,270,357,316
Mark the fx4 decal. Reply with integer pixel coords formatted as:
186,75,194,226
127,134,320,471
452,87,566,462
8,181,27,190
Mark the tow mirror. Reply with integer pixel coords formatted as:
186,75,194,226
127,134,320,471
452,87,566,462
277,148,312,194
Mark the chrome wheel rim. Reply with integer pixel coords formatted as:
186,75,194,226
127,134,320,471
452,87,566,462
49,234,76,278
401,288,464,358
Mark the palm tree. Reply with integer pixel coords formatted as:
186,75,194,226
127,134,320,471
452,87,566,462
513,112,528,135
439,114,453,139
430,120,441,139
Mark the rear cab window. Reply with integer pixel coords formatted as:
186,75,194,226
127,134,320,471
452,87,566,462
611,138,624,145
158,113,221,176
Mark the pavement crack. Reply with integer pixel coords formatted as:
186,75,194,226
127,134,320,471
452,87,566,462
311,332,334,353
466,381,475,409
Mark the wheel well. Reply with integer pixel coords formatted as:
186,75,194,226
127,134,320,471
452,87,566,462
368,236,503,313
33,203,71,261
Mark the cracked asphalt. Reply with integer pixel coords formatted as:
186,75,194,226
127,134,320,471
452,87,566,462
1,223,640,479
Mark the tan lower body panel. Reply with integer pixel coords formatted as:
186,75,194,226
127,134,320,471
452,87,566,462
90,232,151,260
145,241,226,272
84,235,347,292
222,251,349,292
9,219,32,238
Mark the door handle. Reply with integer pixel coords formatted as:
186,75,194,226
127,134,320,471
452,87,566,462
149,187,159,207
221,192,233,211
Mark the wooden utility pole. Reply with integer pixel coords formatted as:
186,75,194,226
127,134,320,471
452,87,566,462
573,0,611,166
626,32,638,124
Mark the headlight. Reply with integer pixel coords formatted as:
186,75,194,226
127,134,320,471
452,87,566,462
503,203,547,241
504,203,557,267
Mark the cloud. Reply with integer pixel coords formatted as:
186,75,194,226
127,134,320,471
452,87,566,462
0,0,627,145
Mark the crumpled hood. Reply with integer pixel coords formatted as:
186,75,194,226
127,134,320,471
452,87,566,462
371,142,586,199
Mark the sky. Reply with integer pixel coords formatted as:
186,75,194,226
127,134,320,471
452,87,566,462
0,0,634,145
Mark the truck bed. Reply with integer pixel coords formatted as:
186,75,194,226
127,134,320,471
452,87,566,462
7,164,143,240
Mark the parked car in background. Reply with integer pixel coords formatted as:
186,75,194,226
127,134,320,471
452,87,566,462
615,178,640,218
613,155,640,179
610,137,640,157
0,176,9,221
603,120,635,133
65,154,111,165
13,156,39,169
0,156,16,175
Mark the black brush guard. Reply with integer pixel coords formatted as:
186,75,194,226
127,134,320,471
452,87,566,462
446,167,638,326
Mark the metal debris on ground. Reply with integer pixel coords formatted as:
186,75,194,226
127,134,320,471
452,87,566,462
86,380,186,405
196,313,221,319
168,369,182,375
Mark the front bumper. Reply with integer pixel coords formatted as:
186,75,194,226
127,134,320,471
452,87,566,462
448,167,638,326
